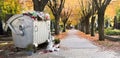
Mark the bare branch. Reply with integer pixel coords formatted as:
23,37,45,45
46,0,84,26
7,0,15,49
58,0,65,15
98,0,102,7
93,0,100,9
47,1,56,15
61,7,72,24
103,0,111,9
78,0,86,17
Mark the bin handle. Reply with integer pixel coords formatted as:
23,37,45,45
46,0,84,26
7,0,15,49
7,14,24,36
7,23,17,34
19,25,24,36
7,14,24,35
7,23,24,36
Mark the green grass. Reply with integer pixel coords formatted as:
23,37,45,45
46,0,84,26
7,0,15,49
105,28,120,35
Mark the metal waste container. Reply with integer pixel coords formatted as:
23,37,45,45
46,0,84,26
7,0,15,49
7,12,51,48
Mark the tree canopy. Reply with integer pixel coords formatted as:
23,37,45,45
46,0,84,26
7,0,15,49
0,0,22,20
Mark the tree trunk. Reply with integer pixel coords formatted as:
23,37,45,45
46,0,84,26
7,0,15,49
80,19,86,32
54,16,60,35
113,16,117,29
75,24,79,29
63,23,66,32
78,23,81,30
91,16,95,36
98,10,105,41
80,20,85,32
118,23,120,29
32,0,49,11
50,21,54,33
85,18,90,34
0,19,3,35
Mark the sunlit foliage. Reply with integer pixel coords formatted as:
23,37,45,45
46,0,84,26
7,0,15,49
0,0,22,20
116,8,120,23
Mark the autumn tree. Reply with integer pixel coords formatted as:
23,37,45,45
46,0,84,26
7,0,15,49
115,8,120,29
91,15,96,36
79,0,92,34
48,0,65,35
61,8,72,32
93,0,112,41
90,0,97,36
78,0,87,32
0,0,22,20
32,0,49,11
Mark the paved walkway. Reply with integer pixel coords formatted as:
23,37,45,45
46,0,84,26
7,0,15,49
61,30,97,49
27,29,119,58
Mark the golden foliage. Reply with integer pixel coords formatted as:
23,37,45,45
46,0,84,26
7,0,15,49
0,0,22,19
19,0,33,12
105,0,120,18
64,0,80,26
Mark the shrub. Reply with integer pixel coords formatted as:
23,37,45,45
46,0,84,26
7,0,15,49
0,0,22,20
105,28,120,35
54,39,60,44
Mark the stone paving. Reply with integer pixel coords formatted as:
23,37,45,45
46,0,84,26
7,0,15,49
23,29,120,58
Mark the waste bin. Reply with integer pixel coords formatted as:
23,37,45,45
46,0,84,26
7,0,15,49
7,11,51,48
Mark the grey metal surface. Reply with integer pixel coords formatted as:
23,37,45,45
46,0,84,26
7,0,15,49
9,15,33,48
7,12,50,48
